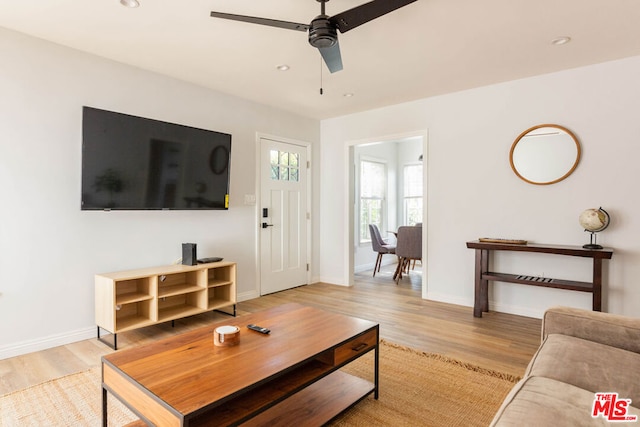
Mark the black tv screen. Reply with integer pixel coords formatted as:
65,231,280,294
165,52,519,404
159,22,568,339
81,107,231,210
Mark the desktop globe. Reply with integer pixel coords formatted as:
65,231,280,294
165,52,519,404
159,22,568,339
579,208,610,232
579,207,610,249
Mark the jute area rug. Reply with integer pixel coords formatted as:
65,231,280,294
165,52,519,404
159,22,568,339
0,340,519,426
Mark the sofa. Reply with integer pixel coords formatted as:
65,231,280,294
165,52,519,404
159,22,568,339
491,306,640,426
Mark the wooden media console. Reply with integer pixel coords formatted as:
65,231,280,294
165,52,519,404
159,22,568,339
95,261,236,349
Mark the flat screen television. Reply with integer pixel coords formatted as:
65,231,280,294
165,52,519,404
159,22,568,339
81,106,231,210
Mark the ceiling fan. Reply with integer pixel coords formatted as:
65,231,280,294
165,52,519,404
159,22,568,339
210,0,418,73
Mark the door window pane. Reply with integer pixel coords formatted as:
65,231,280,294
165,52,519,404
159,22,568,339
270,149,300,182
280,166,289,181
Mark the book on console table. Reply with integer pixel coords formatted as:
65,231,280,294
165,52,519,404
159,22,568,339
478,238,528,245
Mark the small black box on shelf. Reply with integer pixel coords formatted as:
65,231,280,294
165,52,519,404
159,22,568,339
182,243,197,266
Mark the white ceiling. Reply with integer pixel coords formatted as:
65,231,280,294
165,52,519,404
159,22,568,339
2,0,640,119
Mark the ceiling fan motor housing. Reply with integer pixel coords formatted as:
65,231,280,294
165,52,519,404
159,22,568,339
308,15,337,48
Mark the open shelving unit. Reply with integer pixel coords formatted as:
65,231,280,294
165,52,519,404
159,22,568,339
95,261,236,349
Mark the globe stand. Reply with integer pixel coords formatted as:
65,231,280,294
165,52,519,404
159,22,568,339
583,231,603,249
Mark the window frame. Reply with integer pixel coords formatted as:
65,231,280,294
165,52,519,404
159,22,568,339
403,162,423,226
269,149,300,182
358,157,388,244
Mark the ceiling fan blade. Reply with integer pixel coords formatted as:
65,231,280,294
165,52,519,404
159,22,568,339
210,11,309,32
329,0,418,33
318,41,343,73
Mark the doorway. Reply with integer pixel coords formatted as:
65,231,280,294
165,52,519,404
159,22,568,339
347,131,428,297
259,136,311,295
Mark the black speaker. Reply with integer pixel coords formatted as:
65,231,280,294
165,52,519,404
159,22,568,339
182,243,197,266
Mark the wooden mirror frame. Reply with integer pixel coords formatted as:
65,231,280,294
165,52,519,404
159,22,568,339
509,124,581,185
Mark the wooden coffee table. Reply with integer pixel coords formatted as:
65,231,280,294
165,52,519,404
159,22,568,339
101,303,379,426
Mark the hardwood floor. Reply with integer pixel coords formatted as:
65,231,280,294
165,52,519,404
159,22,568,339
0,264,541,396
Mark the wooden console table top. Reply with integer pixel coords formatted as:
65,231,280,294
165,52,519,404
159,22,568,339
467,240,613,258
466,241,613,318
101,303,379,426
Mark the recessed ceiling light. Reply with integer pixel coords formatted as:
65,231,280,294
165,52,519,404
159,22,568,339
276,65,290,71
551,36,571,45
120,0,140,8
343,93,354,98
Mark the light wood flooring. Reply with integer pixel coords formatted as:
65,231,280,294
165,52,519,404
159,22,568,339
0,264,541,395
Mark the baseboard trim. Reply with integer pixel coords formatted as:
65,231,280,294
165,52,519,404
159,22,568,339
491,301,544,319
237,290,259,302
354,262,376,274
425,292,543,319
354,260,396,274
317,277,349,286
0,326,96,361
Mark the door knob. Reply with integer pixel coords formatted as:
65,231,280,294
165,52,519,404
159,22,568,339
262,222,274,229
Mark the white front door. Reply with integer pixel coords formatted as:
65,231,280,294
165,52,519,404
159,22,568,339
260,137,309,295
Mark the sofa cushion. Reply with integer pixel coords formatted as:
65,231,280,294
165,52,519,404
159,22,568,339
543,307,640,354
526,334,640,405
491,376,640,426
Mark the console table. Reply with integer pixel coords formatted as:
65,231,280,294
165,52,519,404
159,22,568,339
466,241,613,318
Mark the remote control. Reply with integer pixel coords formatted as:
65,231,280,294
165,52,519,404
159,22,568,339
247,324,270,334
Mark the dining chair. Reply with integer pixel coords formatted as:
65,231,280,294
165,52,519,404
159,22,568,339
394,225,422,284
368,224,396,277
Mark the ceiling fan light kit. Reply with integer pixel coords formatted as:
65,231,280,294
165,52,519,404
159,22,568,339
210,0,417,73
120,0,140,8
309,16,338,49
551,36,571,45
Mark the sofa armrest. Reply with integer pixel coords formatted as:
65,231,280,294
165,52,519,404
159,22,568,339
542,306,640,354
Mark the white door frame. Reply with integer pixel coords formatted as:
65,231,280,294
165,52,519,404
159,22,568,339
256,132,312,295
345,130,429,298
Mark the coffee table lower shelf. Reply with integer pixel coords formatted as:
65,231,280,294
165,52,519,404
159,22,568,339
238,370,374,426
122,370,374,427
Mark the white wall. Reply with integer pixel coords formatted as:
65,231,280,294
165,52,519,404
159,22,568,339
0,27,320,359
320,56,640,319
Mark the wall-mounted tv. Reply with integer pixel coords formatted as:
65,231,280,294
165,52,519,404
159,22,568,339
81,107,231,210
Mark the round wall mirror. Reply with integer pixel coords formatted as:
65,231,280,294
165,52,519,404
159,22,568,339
509,124,581,185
